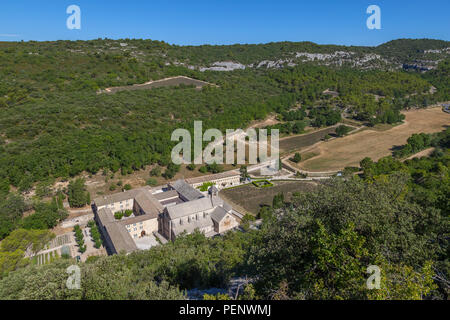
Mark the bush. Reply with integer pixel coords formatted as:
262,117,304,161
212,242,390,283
114,212,124,220
146,178,158,186
124,210,133,217
150,167,161,177
124,184,132,191
290,153,302,163
162,163,180,180
87,220,103,249
199,163,223,174
73,225,85,254
335,125,352,137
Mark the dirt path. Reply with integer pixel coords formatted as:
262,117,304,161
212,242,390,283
404,147,435,161
99,76,216,94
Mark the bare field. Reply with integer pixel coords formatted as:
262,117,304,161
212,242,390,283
299,107,449,172
220,181,318,215
100,76,214,94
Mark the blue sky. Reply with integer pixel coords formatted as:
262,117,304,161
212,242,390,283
0,0,448,46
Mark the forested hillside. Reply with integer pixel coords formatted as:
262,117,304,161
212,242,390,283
0,38,448,192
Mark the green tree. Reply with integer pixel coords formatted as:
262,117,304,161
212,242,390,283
68,178,89,208
335,125,351,137
249,175,441,299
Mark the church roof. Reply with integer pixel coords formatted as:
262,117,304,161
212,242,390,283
169,179,204,201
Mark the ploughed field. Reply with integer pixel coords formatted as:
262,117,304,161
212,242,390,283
299,107,449,172
100,76,213,93
220,180,318,215
279,127,338,154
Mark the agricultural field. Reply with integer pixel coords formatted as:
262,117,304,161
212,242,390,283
99,76,214,94
220,180,318,215
299,107,449,172
279,126,338,154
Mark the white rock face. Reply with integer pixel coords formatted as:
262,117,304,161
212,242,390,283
257,59,293,69
200,61,246,72
175,50,412,72
294,51,391,69
295,51,355,61
424,48,450,54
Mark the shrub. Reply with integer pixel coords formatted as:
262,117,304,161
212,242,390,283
150,167,161,177
290,153,302,163
335,125,352,137
124,210,133,217
87,220,103,249
146,178,158,186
